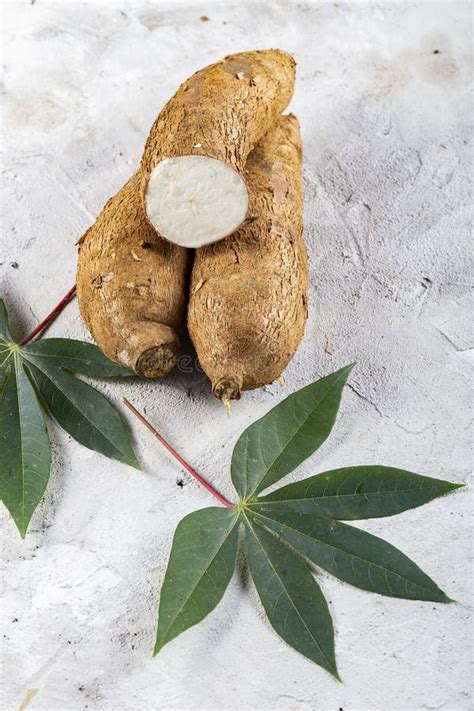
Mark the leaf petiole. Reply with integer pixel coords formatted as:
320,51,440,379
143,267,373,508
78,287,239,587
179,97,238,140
123,398,236,508
20,284,77,346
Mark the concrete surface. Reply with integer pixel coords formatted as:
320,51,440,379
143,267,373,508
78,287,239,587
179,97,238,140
1,1,472,709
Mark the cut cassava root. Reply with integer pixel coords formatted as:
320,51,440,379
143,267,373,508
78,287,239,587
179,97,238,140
76,50,306,391
188,114,308,402
76,174,190,377
141,49,296,248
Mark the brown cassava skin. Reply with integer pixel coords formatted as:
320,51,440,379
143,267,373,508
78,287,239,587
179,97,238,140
140,49,296,218
76,173,190,377
188,114,308,401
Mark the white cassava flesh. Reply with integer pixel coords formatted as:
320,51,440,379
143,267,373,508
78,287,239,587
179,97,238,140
145,156,249,248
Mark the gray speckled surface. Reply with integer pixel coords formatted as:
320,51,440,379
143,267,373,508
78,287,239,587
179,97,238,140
1,1,472,709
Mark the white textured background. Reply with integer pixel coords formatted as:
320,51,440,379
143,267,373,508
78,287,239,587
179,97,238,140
1,1,472,710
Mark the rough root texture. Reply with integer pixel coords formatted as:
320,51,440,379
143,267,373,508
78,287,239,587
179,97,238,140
76,174,190,377
141,49,296,245
188,115,308,401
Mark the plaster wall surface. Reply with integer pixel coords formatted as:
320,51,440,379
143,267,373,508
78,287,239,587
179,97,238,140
1,1,472,709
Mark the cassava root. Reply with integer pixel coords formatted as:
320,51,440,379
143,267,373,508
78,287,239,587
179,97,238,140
77,50,306,390
188,114,308,402
141,49,296,248
76,174,190,377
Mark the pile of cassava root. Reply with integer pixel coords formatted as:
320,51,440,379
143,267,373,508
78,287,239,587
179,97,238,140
77,49,308,406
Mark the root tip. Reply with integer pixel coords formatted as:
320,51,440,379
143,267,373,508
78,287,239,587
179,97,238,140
213,377,242,405
222,397,232,418
135,342,179,378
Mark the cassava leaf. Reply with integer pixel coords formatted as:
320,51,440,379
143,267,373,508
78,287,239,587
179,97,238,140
0,298,140,536
24,338,135,378
250,509,450,602
155,507,239,654
244,513,338,678
254,466,462,519
150,367,460,676
25,359,139,469
231,364,353,500
0,357,51,537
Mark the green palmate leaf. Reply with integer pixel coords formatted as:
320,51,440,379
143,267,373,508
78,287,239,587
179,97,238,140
155,507,239,654
150,367,461,675
24,339,135,378
25,359,139,469
250,509,450,602
244,513,338,678
0,298,140,536
231,365,353,500
0,358,51,537
254,466,462,519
